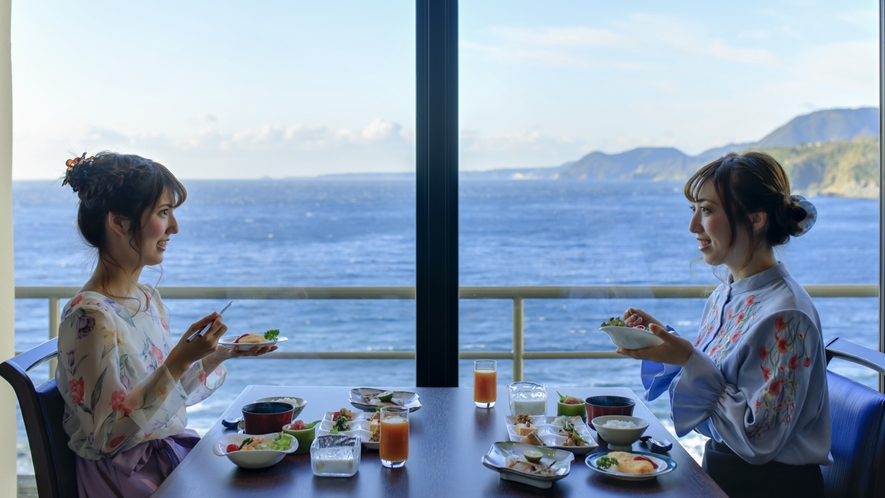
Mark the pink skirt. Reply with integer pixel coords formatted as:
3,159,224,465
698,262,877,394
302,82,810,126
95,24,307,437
75,430,200,498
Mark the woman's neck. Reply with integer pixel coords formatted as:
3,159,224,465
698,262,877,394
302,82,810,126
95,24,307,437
82,258,143,299
728,247,777,281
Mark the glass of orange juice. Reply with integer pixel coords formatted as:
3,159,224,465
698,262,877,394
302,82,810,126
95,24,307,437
474,360,497,408
379,406,410,468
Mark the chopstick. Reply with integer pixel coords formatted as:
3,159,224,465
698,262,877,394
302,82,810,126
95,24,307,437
186,301,233,342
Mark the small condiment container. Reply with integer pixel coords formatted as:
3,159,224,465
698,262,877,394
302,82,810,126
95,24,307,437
310,435,361,477
507,382,548,416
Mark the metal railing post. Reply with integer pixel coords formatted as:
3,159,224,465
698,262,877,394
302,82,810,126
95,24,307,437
48,296,59,378
512,297,524,382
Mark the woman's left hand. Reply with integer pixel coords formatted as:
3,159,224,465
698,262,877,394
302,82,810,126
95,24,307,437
616,323,694,366
211,344,278,361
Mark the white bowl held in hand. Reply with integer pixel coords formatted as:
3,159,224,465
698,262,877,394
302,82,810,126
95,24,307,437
592,415,649,450
213,432,297,469
600,326,664,349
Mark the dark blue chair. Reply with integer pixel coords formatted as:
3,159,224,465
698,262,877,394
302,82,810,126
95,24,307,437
0,338,77,498
823,336,885,498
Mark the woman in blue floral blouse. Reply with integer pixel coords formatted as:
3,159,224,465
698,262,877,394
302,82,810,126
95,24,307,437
618,152,829,497
55,152,276,497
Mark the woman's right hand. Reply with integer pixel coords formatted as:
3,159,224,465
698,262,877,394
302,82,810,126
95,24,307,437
165,312,227,382
622,307,664,330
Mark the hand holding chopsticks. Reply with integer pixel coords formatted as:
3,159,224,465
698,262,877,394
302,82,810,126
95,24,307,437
186,301,233,342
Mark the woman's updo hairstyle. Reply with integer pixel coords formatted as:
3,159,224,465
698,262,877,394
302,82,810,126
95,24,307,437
684,151,809,254
63,152,186,256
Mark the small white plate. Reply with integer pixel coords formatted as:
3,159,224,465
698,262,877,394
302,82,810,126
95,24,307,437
600,326,663,349
585,450,676,481
218,336,288,351
482,441,574,489
349,388,422,412
318,411,378,450
504,415,597,454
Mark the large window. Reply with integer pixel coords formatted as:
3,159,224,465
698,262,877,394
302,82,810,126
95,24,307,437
459,1,880,458
12,1,415,473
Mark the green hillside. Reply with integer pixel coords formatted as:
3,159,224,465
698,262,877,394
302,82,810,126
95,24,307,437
753,136,879,198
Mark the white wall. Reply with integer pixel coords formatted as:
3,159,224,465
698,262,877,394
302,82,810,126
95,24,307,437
0,1,16,495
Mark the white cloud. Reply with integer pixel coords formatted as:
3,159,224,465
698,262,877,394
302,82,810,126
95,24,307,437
12,119,413,179
489,26,627,47
792,39,878,95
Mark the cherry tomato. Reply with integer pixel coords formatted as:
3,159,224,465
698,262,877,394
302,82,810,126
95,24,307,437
226,444,239,453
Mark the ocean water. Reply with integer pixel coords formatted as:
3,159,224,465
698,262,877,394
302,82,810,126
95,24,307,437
11,179,881,472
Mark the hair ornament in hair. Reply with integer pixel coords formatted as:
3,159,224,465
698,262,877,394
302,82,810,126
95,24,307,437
62,152,95,192
791,194,816,236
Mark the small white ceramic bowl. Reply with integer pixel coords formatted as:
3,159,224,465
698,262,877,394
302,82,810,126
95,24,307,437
254,396,307,420
600,326,664,349
592,415,649,450
213,432,298,469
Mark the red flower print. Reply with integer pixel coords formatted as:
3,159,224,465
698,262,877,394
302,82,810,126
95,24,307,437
214,365,224,376
777,337,788,354
759,346,768,361
731,331,741,343
143,290,151,302
727,309,733,320
754,400,761,411
746,295,755,306
788,355,798,369
70,294,84,307
710,345,720,356
110,435,126,448
110,390,131,415
761,366,771,382
769,379,784,396
775,317,786,332
804,357,811,367
70,377,85,405
737,312,744,322
160,318,168,331
755,432,764,440
798,332,804,340
199,371,207,385
694,336,701,346
150,345,164,363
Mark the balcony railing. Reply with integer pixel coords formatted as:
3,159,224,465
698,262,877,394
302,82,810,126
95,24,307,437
15,284,879,381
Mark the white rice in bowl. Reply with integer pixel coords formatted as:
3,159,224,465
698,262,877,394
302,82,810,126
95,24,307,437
601,419,638,429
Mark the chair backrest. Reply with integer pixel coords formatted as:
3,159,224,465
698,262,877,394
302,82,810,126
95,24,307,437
0,338,78,498
823,336,885,498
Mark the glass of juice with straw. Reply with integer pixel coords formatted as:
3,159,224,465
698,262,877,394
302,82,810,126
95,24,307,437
474,360,497,408
379,406,410,468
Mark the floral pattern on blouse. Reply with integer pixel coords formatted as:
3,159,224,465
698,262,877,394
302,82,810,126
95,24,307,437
749,314,813,439
640,263,831,466
56,286,227,460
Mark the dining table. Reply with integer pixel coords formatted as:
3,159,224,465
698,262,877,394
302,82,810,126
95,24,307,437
154,386,726,497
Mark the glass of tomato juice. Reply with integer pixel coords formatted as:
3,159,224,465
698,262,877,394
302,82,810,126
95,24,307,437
474,360,497,408
379,406,410,468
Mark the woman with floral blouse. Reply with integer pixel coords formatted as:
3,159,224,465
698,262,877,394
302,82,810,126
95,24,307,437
617,152,829,497
55,152,276,497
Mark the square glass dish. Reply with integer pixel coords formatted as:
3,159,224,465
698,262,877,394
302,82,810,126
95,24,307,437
310,435,361,477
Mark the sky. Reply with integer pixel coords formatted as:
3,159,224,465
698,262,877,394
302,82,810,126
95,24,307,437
10,0,880,179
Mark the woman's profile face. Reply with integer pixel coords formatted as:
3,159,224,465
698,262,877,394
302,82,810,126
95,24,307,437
137,188,179,267
689,180,738,269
